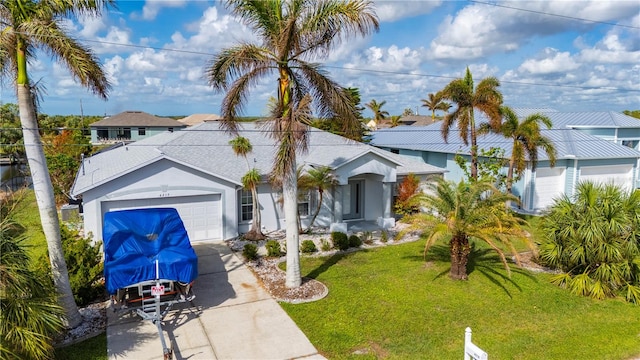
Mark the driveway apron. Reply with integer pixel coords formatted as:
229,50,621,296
107,241,325,360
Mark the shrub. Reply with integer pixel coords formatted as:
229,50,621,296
38,224,104,306
348,234,362,248
243,243,259,261
301,240,317,254
394,173,421,216
331,231,349,251
361,231,373,245
538,182,640,303
265,240,282,257
320,238,331,252
380,230,389,243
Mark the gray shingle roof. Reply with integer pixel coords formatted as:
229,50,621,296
90,111,187,127
72,121,445,195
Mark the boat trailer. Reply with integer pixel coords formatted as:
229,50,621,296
103,208,198,360
111,261,195,360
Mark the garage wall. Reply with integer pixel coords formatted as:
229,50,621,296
82,159,239,243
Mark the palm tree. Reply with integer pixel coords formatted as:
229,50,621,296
389,115,401,128
421,91,450,120
365,99,389,127
206,0,379,288
401,178,527,280
1,195,65,360
539,182,640,303
440,67,503,180
299,166,338,232
230,136,265,240
0,0,113,327
498,107,557,194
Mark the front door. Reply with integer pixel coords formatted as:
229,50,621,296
343,180,364,220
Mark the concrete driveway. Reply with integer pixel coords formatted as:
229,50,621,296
107,241,325,360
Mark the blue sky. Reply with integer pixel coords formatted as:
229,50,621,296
2,0,639,118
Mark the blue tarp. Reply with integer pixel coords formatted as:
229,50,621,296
103,208,198,294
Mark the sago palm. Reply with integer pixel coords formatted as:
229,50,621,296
539,182,640,303
440,67,503,180
206,0,378,288
401,178,527,280
1,198,64,360
0,0,113,327
498,106,557,194
230,136,265,240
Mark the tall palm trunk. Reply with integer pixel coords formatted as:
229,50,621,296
250,186,262,235
284,162,301,288
449,233,470,280
469,110,478,180
306,189,324,232
17,84,81,328
506,155,516,194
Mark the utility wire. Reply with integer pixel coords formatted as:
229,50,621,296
469,0,640,30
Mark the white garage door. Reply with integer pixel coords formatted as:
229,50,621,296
579,165,633,191
102,195,222,241
533,167,565,210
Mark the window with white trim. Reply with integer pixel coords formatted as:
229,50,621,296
298,190,312,217
240,189,253,221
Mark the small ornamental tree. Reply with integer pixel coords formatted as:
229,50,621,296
400,178,527,280
394,173,421,216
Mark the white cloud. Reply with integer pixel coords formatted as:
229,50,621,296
138,0,187,21
429,1,640,61
178,6,257,50
345,45,426,72
519,48,580,75
373,0,442,22
92,26,133,55
578,30,640,64
77,15,107,38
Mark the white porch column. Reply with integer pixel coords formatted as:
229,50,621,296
330,184,347,233
382,182,392,218
333,185,343,222
377,182,395,229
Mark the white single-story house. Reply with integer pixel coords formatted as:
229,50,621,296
72,121,444,243
369,110,640,212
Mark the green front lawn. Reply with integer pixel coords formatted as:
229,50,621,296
55,333,107,360
281,240,640,359
10,189,47,259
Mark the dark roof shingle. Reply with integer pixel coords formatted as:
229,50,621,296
90,111,186,127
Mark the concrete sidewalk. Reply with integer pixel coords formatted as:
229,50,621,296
107,241,325,360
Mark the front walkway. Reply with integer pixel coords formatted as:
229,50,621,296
107,241,325,360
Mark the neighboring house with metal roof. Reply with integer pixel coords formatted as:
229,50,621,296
369,111,640,212
72,121,445,243
89,111,187,144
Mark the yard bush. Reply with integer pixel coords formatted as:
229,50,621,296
380,230,389,243
301,240,317,254
348,234,362,248
331,231,349,251
361,231,373,245
265,240,282,257
394,173,421,216
242,243,259,261
538,182,640,303
37,224,104,306
320,239,331,252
